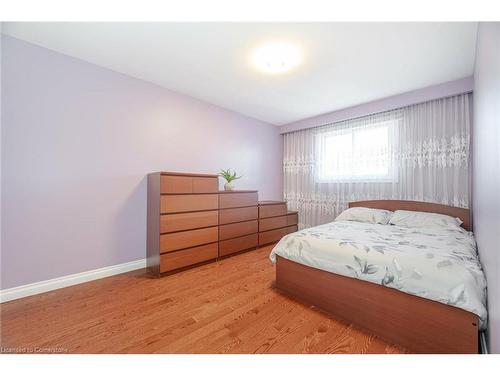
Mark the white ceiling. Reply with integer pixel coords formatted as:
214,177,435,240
2,22,478,125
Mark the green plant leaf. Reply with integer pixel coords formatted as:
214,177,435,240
218,168,242,182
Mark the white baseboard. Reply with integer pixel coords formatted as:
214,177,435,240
0,258,146,303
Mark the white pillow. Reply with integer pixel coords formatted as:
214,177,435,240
335,207,393,225
388,210,463,229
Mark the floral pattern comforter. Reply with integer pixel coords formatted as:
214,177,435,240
269,221,487,329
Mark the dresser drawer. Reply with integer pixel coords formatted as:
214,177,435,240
161,175,218,194
160,242,218,273
259,203,287,218
160,226,218,253
287,225,298,234
160,210,218,233
259,216,287,232
219,220,258,241
161,194,218,214
219,192,258,209
287,212,298,226
192,177,219,193
161,175,192,194
258,227,288,246
219,234,258,257
219,206,258,225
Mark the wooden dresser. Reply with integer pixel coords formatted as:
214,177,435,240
147,172,298,277
147,172,220,276
258,201,298,246
219,191,259,257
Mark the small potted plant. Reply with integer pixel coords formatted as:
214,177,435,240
219,169,242,191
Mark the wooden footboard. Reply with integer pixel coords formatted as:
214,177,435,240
276,256,479,354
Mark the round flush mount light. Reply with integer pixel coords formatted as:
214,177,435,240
251,42,302,74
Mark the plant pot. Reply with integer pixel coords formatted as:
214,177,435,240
224,182,234,191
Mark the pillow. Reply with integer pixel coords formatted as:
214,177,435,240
388,210,463,229
335,207,393,224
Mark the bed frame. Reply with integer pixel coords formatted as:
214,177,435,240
275,200,479,354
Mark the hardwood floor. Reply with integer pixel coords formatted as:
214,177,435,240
0,246,406,354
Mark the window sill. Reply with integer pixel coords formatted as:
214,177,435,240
316,179,396,184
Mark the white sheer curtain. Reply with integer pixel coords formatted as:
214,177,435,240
283,93,472,229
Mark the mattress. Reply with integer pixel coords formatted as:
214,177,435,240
269,220,487,329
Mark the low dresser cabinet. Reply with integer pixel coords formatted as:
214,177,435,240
258,201,298,246
218,191,259,257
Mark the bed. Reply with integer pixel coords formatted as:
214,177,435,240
269,200,487,354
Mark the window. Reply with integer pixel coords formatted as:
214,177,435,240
316,120,396,183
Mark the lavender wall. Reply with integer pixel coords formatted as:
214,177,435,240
280,77,474,134
473,22,500,353
0,35,283,289
0,26,3,279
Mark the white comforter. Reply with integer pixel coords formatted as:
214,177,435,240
270,221,487,329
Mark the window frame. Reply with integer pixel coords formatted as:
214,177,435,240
315,119,398,184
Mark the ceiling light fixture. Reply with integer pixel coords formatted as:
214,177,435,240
251,42,302,74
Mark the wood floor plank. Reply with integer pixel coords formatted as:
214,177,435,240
0,246,405,354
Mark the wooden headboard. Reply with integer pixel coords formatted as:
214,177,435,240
348,200,471,231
